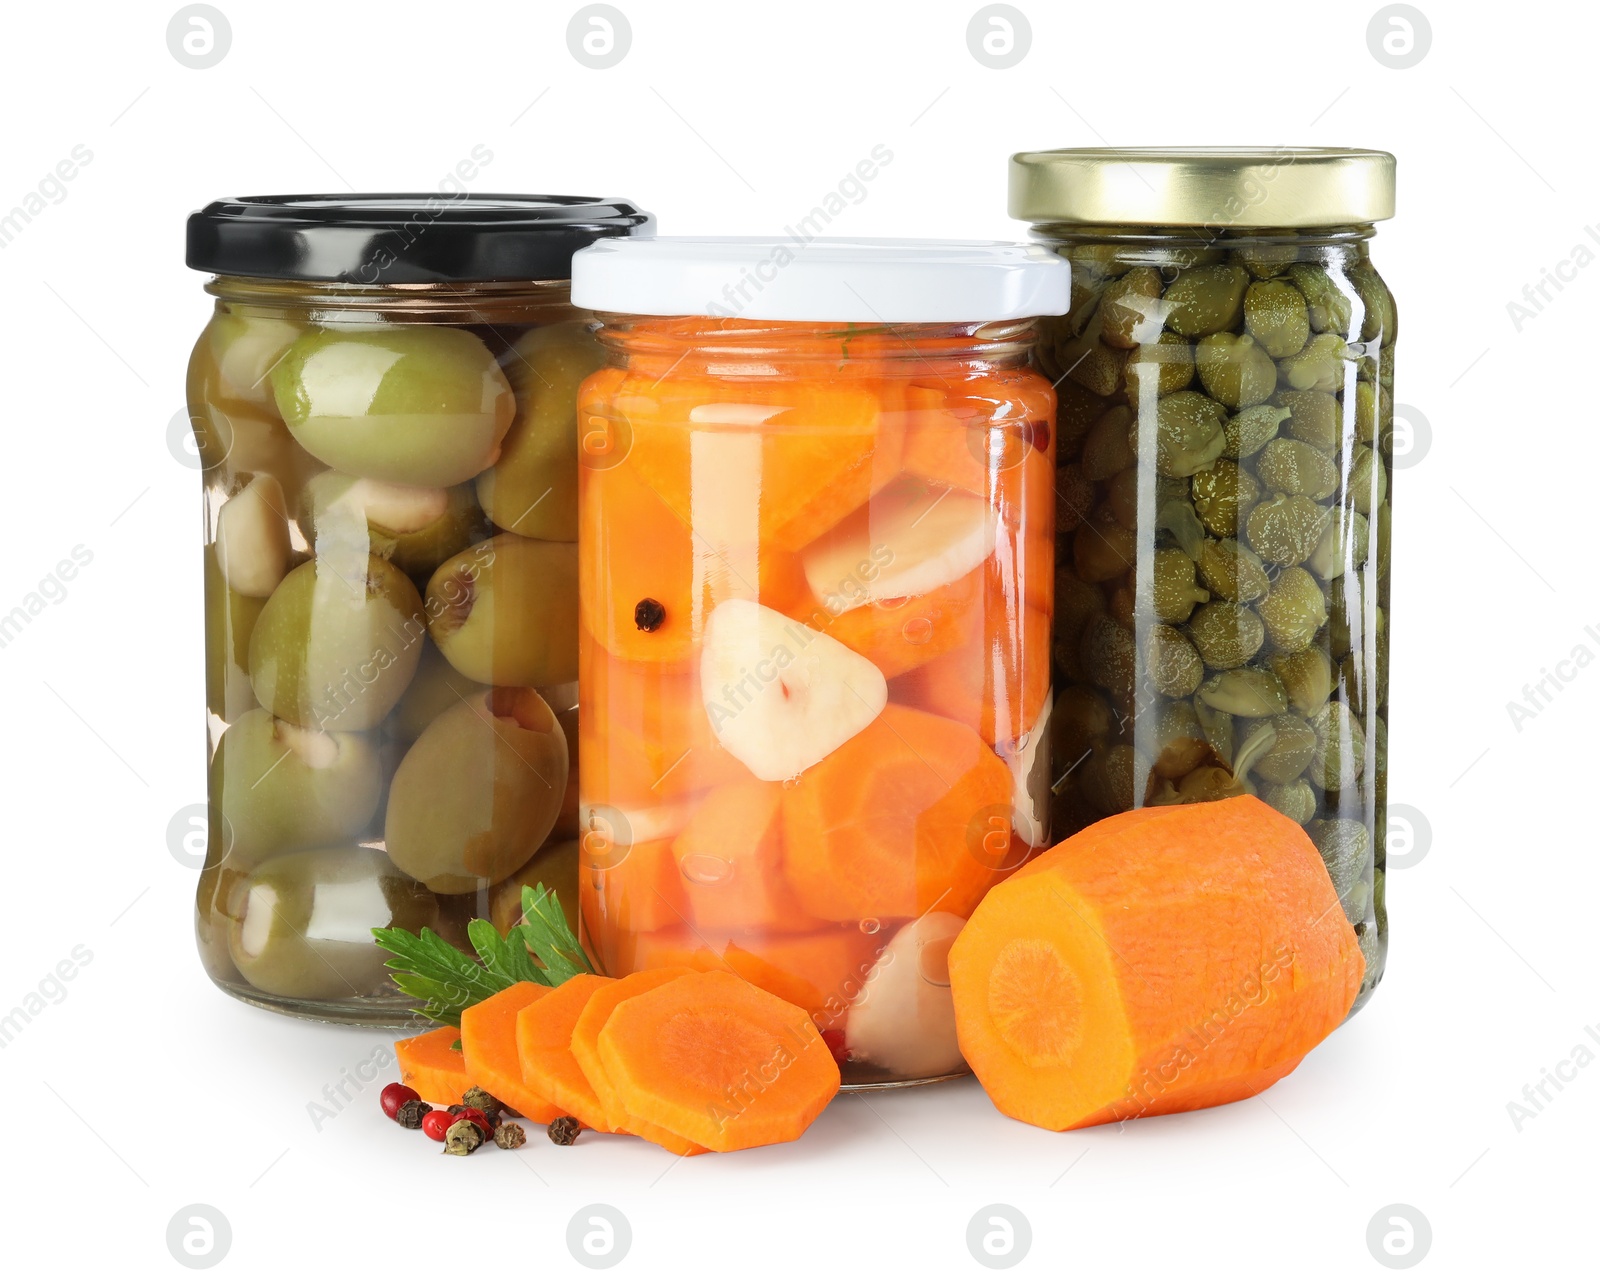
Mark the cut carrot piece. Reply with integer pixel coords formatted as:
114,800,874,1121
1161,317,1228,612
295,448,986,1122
949,796,1366,1131
394,1026,467,1106
900,374,1055,513
460,983,567,1124
597,971,841,1151
580,836,689,937
571,968,708,1155
811,567,986,680
782,704,1013,922
891,605,1051,747
515,973,619,1132
720,929,885,1030
669,780,809,932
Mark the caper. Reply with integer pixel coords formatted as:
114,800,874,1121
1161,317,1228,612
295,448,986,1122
1307,507,1370,581
1163,263,1248,336
1192,699,1234,768
1124,331,1195,405
1286,263,1354,335
1257,438,1338,501
1169,764,1251,804
1373,864,1387,924
1152,546,1210,623
1145,623,1204,698
1346,444,1388,515
1197,667,1287,717
1373,501,1391,581
1327,570,1376,660
1233,234,1302,279
1278,390,1341,451
1222,403,1288,460
1097,267,1164,348
1197,537,1270,603
1194,332,1276,408
1053,684,1114,762
1190,460,1261,537
1232,717,1279,782
1064,274,1107,338
1064,243,1132,276
1308,701,1367,790
1108,577,1136,628
1352,379,1387,444
1342,641,1389,719
1257,566,1329,653
1243,279,1311,358
1150,699,1210,779
1080,615,1136,698
1278,332,1349,393
1187,602,1265,669
1259,779,1316,823
1081,405,1137,480
1057,464,1095,534
1269,647,1336,715
1312,818,1372,921
1073,515,1137,583
1155,497,1207,560
1060,334,1128,397
1152,391,1227,478
1056,379,1109,458
1081,742,1139,816
1252,713,1317,784
1246,494,1329,566
1053,574,1107,681
1349,263,1397,344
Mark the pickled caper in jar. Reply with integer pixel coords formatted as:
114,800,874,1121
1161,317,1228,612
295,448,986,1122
1053,684,1115,762
1307,507,1369,581
1279,390,1341,451
1080,741,1139,816
1349,263,1397,344
1190,460,1261,537
1151,698,1210,778
1060,333,1128,397
1327,570,1376,660
1251,713,1317,784
1197,667,1287,717
1187,602,1265,669
1155,496,1206,560
1054,574,1107,681
1097,267,1165,347
1080,615,1136,698
1246,494,1329,565
1256,439,1338,500
1124,331,1196,405
1197,537,1270,603
1222,403,1288,460
1278,332,1349,393
1194,332,1276,408
1243,279,1311,358
1259,779,1316,823
1286,263,1354,334
1231,717,1279,782
1152,391,1227,477
1257,566,1329,652
1163,263,1248,336
1145,622,1205,698
1152,546,1210,623
1353,379,1387,444
1308,700,1367,790
1346,444,1388,515
1073,515,1137,583
1059,464,1097,532
1081,405,1137,480
1311,818,1372,923
1269,646,1336,715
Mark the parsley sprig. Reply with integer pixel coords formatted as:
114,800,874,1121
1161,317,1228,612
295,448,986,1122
372,883,594,1028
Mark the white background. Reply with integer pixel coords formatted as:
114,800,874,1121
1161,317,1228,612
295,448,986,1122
0,1,1591,1270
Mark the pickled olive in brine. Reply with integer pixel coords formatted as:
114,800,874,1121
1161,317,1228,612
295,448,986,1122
301,472,489,579
1194,332,1276,408
1190,460,1260,538
1152,391,1227,477
1243,279,1311,358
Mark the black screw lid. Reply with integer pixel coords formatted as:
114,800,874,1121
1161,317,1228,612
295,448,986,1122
186,194,654,285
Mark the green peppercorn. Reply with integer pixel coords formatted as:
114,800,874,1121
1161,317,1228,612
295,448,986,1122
1124,331,1196,406
1191,460,1261,537
1243,279,1312,358
1257,566,1329,652
1187,602,1265,669
1163,263,1249,336
1269,647,1336,715
1152,391,1227,478
1197,537,1270,603
1152,546,1210,623
1145,622,1205,698
1197,667,1288,717
1246,494,1329,565
1195,332,1277,408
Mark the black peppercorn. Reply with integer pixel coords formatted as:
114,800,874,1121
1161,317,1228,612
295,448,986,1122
493,1123,527,1150
396,1099,429,1130
634,598,666,632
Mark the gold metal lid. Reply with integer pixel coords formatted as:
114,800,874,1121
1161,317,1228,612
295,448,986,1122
1009,147,1395,229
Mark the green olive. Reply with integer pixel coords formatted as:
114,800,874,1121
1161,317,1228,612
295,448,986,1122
1286,264,1354,335
426,533,579,686
1080,615,1135,699
1257,438,1339,500
1124,331,1196,406
209,708,383,869
1307,507,1370,581
248,554,426,732
205,544,266,724
1222,403,1288,460
1252,713,1317,784
1246,494,1329,565
1257,566,1329,652
1187,602,1265,669
1081,406,1137,480
385,686,570,893
489,837,581,936
1197,667,1287,717
198,310,303,412
1150,698,1210,779
1269,647,1336,715
1152,391,1227,478
1310,818,1372,922
1152,546,1210,623
1163,263,1248,336
303,471,489,579
1243,279,1311,358
1194,332,1276,408
1278,332,1349,393
227,845,438,1001
1197,537,1270,603
1308,701,1367,791
476,322,604,541
1096,267,1164,348
1279,390,1341,451
1145,622,1204,698
214,473,291,599
387,639,491,742
1191,459,1261,537
1346,444,1388,516
271,326,515,487
1072,515,1137,584
1259,779,1316,823
1052,685,1114,763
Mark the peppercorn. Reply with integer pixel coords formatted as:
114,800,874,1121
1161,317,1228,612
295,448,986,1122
548,1116,582,1146
461,1086,504,1121
395,1100,429,1130
444,1120,484,1156
493,1123,527,1150
456,1107,494,1139
634,598,666,632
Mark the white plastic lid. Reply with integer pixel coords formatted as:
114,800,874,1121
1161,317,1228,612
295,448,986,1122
570,236,1070,323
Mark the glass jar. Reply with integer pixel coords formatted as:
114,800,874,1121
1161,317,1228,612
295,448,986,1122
185,194,652,1023
569,238,1069,1085
1011,148,1396,1007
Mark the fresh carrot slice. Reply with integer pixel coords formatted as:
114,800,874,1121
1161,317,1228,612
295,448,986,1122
891,605,1051,747
668,780,810,932
394,1025,467,1106
781,704,1013,922
597,970,841,1151
459,983,567,1124
570,968,708,1155
949,797,1366,1131
515,973,619,1133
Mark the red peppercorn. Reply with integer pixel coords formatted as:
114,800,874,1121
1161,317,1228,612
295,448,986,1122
421,1109,454,1142
821,1029,849,1066
456,1107,493,1138
381,1082,422,1121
